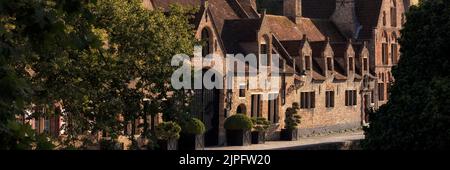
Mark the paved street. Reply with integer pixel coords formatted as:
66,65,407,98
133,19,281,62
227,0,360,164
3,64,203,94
205,131,364,150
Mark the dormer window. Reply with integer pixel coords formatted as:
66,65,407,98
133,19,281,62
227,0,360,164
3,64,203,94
304,55,311,70
363,58,368,71
349,57,354,72
327,57,333,71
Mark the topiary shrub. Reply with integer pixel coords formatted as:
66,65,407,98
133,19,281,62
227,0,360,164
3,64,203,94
250,117,270,144
285,103,301,130
224,114,253,130
251,117,271,132
155,121,181,141
181,118,206,135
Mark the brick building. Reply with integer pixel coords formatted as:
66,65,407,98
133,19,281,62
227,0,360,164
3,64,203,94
24,0,413,146
144,0,412,146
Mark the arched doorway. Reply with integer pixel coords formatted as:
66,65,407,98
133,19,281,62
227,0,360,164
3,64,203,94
194,68,220,146
236,104,247,114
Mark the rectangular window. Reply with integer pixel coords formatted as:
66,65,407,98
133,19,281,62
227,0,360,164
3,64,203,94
268,93,279,123
349,57,354,71
305,56,311,70
325,91,335,108
378,83,385,101
300,92,315,109
327,57,333,71
391,44,398,65
363,58,368,71
345,90,357,106
251,94,261,117
382,43,389,65
239,84,245,97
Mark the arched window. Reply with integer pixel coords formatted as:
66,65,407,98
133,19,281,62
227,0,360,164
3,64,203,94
391,0,397,27
383,11,387,26
201,28,212,57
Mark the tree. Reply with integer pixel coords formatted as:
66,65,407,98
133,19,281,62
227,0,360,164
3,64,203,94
89,0,197,147
1,0,197,149
0,0,99,149
362,0,450,150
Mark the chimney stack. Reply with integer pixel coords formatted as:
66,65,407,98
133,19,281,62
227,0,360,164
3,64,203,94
283,0,302,24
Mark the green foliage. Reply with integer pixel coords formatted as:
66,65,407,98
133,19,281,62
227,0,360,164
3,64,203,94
181,118,206,135
363,0,450,150
224,114,253,130
1,0,197,149
0,120,54,150
285,103,301,130
155,121,181,140
251,117,271,132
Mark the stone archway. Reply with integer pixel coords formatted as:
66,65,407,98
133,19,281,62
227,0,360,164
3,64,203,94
236,104,247,115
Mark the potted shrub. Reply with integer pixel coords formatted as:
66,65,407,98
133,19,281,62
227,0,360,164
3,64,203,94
224,114,253,146
251,117,270,144
178,118,206,150
281,103,301,141
155,121,181,150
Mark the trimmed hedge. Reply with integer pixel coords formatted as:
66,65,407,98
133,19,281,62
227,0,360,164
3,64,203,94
155,121,181,140
181,118,206,135
224,114,253,130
